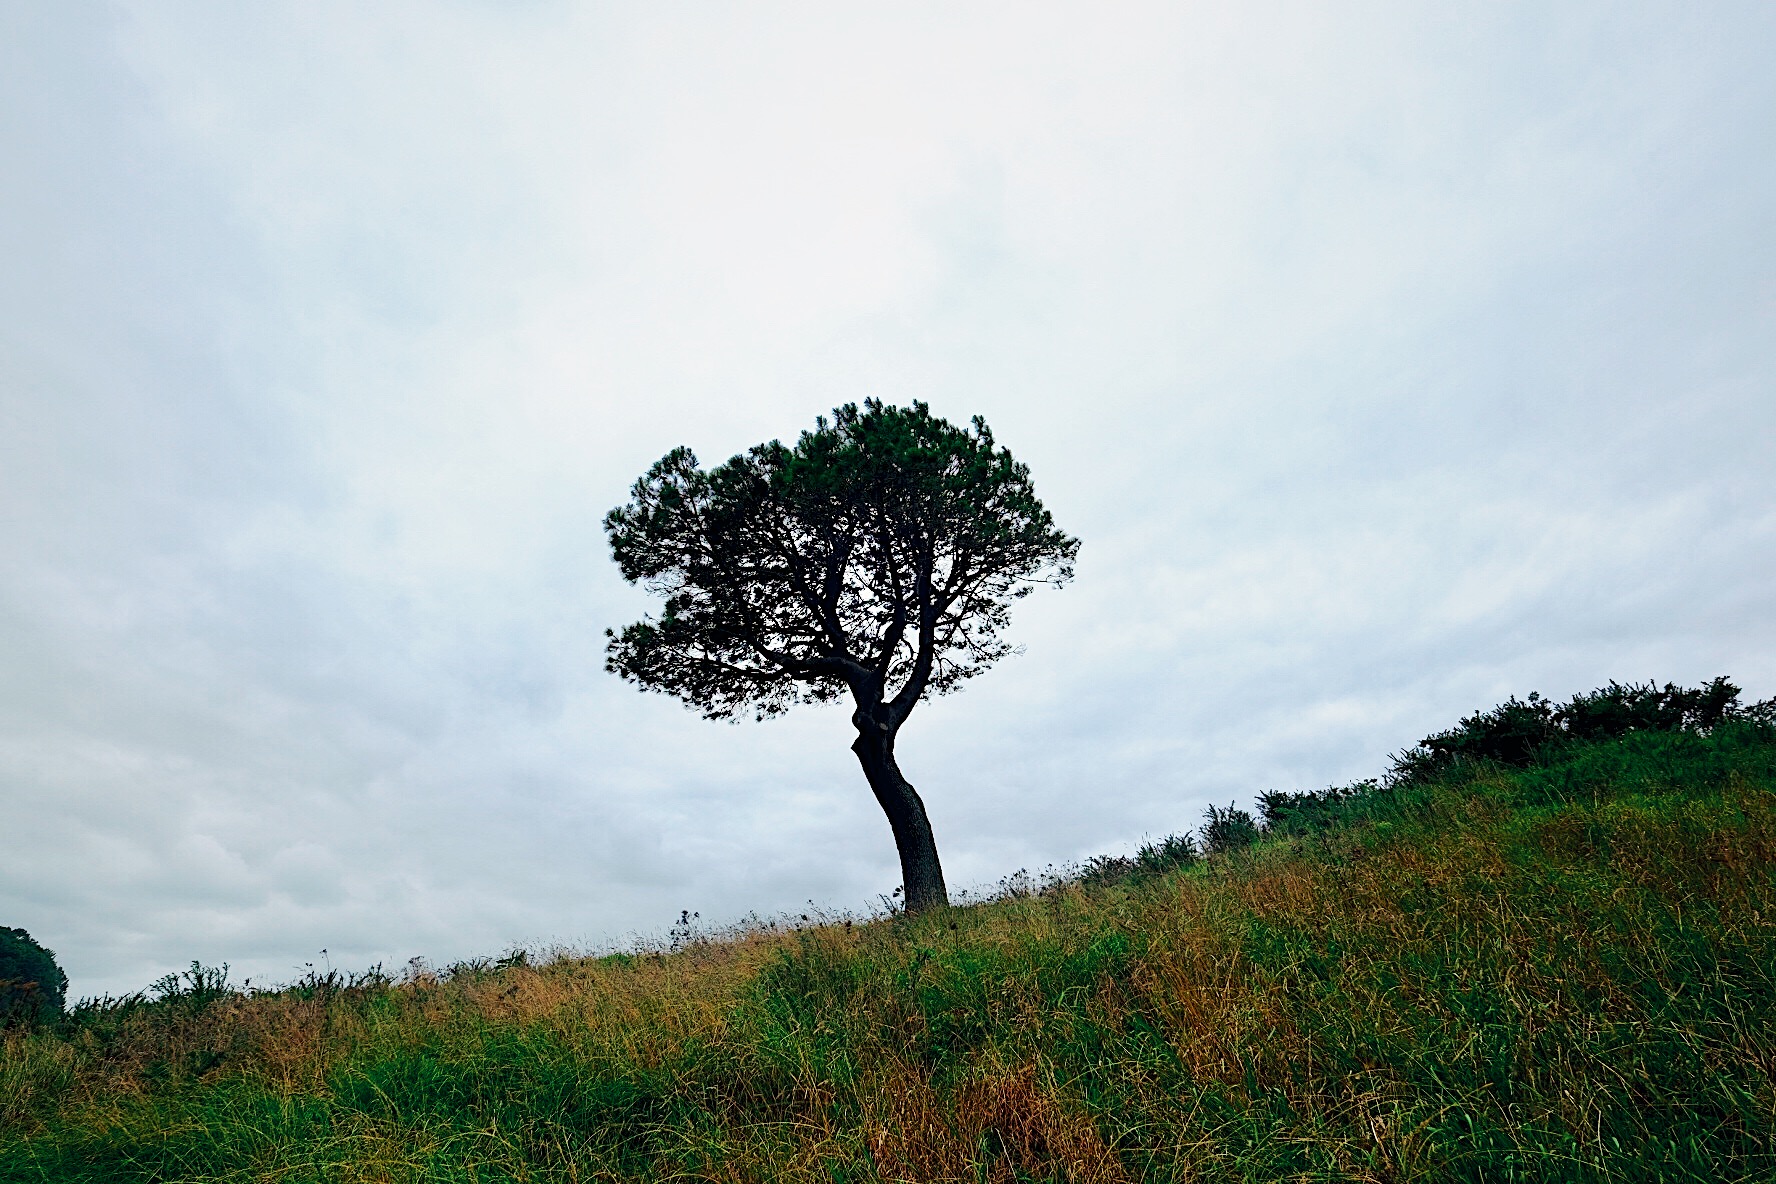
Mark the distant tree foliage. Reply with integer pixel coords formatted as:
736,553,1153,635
0,927,68,1028
151,962,234,1014
1201,803,1260,855
1387,677,1764,786
1238,678,1775,845
1257,782,1370,836
1077,833,1200,886
605,400,1078,912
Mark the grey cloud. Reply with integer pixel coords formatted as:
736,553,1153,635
3,3,1772,997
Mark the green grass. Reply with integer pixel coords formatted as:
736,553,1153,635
4,722,1774,1182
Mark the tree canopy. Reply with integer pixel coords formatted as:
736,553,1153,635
0,926,67,1028
605,400,1077,910
605,399,1077,723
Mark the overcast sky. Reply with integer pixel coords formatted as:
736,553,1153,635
4,2,1773,999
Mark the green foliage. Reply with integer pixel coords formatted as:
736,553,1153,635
1135,832,1200,875
1256,781,1367,835
0,926,68,1028
1388,676,1767,786
1077,832,1200,886
150,961,234,1013
1200,802,1260,854
603,399,1078,721
1556,675,1743,739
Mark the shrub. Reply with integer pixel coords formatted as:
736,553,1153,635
1136,832,1200,874
150,962,234,1014
1395,693,1560,781
1075,833,1199,887
1201,803,1259,855
1075,853,1138,886
1256,782,1368,836
0,927,68,1028
1386,677,1771,786
1554,677,1740,740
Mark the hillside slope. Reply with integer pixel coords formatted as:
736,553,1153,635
4,721,1774,1182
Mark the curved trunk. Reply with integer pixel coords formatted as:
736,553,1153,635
851,723,948,913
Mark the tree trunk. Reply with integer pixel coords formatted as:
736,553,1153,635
851,721,948,913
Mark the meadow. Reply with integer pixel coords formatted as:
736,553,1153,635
3,715,1773,1182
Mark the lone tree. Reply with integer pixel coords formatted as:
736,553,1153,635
605,400,1078,912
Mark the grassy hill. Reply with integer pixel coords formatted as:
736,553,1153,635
4,709,1774,1182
